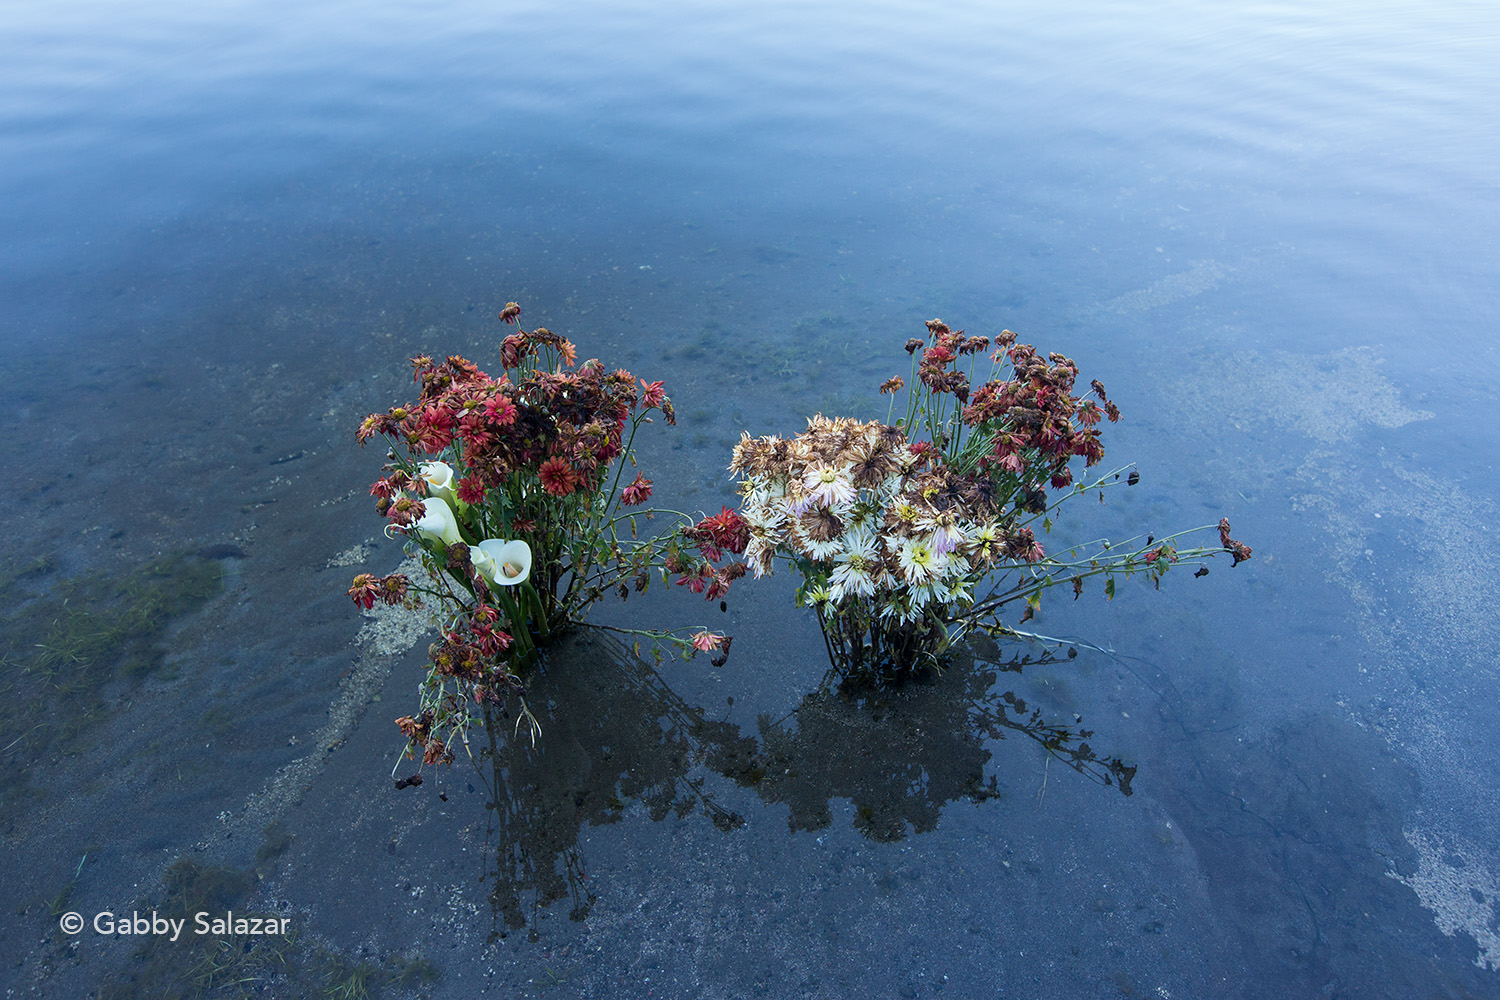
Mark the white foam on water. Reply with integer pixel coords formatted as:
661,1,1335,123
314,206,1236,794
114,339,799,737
1391,826,1500,971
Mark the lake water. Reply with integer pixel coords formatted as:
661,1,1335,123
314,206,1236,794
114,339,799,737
4,0,1500,996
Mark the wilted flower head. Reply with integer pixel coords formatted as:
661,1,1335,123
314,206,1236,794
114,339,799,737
1219,518,1253,565
691,630,726,652
347,573,381,610
621,472,653,506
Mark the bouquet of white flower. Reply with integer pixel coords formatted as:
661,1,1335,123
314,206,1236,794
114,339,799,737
726,320,1252,681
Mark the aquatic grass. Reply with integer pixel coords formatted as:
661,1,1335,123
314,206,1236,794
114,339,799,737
323,959,377,1000
47,853,87,916
99,859,440,1000
0,555,53,593
31,552,223,686
0,551,223,806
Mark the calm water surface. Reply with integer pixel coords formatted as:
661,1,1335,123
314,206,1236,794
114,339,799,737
3,0,1500,997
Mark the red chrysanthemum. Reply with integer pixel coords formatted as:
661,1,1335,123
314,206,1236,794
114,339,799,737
456,475,487,505
500,333,527,368
687,506,750,555
458,412,494,451
621,472,653,507
537,456,578,496
1219,518,1253,566
356,414,383,444
386,495,421,527
484,394,517,426
412,404,456,453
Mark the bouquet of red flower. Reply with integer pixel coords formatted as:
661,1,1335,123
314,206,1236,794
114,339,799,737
722,319,1252,680
348,303,730,765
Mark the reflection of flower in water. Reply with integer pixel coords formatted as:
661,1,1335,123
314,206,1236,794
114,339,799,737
707,638,1134,843
465,633,1129,935
474,632,744,938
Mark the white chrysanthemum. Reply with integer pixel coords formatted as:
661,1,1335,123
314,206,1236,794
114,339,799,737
887,498,922,533
741,492,788,538
829,572,872,603
898,537,948,585
907,582,944,611
788,505,848,561
829,528,879,601
939,575,973,605
802,582,833,607
963,519,1003,565
745,534,778,578
892,446,923,477
920,513,966,556
798,531,845,562
742,474,789,506
873,473,905,501
969,520,1000,546
879,592,924,625
842,524,878,557
801,462,857,509
784,482,817,518
845,501,879,532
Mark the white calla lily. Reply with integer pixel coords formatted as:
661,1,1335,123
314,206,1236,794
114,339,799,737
473,538,532,587
414,496,463,548
418,461,457,505
469,542,498,582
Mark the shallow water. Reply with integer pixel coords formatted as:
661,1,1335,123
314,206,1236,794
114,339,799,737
4,0,1500,996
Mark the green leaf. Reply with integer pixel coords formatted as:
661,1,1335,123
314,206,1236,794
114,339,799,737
1105,578,1116,601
